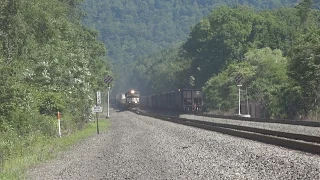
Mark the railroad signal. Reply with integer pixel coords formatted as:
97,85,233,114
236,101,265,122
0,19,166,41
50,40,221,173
104,76,113,83
104,76,113,87
235,73,243,84
104,76,113,118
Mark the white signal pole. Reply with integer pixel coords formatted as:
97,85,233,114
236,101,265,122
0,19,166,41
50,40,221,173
104,76,113,118
107,86,110,118
57,111,61,137
237,84,242,115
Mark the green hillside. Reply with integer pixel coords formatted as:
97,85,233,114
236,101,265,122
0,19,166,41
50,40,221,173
131,0,320,119
82,0,300,91
82,0,300,63
82,0,320,119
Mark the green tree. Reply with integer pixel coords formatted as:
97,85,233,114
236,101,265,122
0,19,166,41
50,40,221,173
288,28,320,117
204,48,288,118
295,0,313,25
82,0,303,92
0,0,110,135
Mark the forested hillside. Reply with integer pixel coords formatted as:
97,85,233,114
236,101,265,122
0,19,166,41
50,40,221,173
82,0,302,92
132,0,320,119
82,0,320,119
0,0,110,177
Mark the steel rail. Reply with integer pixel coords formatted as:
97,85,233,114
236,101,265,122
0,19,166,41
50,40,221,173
136,111,320,155
200,113,320,127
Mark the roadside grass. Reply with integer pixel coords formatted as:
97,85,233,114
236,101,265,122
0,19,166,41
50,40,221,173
0,119,109,180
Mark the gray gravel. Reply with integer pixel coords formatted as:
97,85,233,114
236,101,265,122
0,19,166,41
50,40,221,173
27,109,320,180
180,114,320,137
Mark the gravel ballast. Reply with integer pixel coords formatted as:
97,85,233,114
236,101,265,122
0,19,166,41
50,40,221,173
27,109,320,179
179,114,320,137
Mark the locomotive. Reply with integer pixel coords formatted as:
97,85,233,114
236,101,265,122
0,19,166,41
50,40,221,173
125,89,140,110
139,89,203,113
116,89,140,110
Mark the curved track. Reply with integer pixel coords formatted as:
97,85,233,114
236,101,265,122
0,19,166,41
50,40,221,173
136,111,320,155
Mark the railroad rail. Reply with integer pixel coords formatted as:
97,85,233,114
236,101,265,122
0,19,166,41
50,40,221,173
136,110,320,155
201,113,320,127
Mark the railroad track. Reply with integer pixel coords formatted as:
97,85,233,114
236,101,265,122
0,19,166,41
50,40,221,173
136,110,320,155
200,113,320,127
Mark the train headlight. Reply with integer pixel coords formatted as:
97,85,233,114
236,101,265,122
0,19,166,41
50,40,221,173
131,90,135,94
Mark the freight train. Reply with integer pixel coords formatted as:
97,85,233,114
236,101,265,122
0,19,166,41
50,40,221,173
139,89,204,113
116,89,140,110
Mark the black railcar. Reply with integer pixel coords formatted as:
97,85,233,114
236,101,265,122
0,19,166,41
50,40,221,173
140,89,203,113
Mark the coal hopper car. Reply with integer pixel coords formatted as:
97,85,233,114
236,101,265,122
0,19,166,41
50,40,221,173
140,89,203,113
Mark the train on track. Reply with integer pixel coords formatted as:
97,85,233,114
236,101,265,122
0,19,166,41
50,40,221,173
139,89,204,113
116,89,140,110
115,88,204,113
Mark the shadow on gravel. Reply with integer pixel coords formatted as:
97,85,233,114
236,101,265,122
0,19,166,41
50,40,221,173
140,108,185,118
111,105,127,113
115,109,126,112
112,105,198,117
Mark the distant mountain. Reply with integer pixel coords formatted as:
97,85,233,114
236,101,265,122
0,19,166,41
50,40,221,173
82,0,300,65
82,0,312,92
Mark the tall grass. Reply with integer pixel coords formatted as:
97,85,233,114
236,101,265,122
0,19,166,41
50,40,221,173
0,118,109,180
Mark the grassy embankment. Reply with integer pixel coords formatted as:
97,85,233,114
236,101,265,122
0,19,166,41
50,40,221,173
0,117,109,179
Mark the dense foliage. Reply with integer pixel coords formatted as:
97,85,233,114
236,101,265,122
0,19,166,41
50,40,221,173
0,0,110,170
203,48,289,117
82,0,302,92
81,0,320,119
192,1,320,119
288,28,320,117
128,0,320,119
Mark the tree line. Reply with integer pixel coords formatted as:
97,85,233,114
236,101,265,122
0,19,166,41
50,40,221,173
82,0,302,93
133,0,320,120
0,0,110,163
